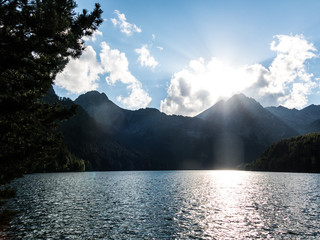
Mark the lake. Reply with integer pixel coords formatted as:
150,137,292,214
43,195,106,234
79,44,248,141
2,171,320,239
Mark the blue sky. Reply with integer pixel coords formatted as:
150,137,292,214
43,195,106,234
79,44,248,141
54,0,320,116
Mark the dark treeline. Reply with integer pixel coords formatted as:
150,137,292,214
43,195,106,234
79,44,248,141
245,133,320,173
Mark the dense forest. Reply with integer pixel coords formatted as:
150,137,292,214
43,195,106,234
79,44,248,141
245,133,320,173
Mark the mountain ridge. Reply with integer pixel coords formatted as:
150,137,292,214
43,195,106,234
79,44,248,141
50,89,320,171
266,104,320,134
72,91,308,169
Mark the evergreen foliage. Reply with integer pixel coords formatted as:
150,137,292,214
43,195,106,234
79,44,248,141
246,133,320,173
0,0,102,184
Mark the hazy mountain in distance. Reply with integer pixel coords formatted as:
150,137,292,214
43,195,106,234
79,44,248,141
304,119,320,133
266,104,320,134
300,104,320,120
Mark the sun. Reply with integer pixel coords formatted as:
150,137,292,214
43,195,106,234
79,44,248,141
190,57,260,104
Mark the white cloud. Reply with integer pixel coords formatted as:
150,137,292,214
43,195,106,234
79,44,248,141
100,42,151,108
111,10,141,36
54,46,103,94
117,82,152,109
82,30,103,42
135,45,158,69
54,42,151,109
157,46,164,51
161,34,318,116
152,34,156,40
257,34,317,108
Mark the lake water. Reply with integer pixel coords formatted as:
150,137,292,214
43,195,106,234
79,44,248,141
2,171,320,239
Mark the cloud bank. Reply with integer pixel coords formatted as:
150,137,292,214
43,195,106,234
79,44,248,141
135,45,158,69
55,42,151,109
55,46,103,94
111,10,141,36
100,42,151,108
161,34,318,116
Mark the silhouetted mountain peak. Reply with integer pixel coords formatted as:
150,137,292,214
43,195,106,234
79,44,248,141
196,93,297,146
137,107,161,114
227,93,263,112
228,93,251,102
301,104,320,114
269,105,299,112
75,91,110,105
197,93,263,120
75,91,125,128
267,104,320,134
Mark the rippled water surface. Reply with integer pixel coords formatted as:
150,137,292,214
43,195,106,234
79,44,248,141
2,171,320,239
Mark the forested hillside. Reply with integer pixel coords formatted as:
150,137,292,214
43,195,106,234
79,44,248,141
245,133,320,173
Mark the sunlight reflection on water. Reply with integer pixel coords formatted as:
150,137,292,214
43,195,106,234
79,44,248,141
3,171,320,239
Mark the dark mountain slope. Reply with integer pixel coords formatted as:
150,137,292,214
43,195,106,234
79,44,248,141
119,108,214,169
300,104,320,121
197,94,296,141
196,94,298,165
41,89,142,171
42,89,320,172
75,91,128,132
304,119,320,133
58,99,143,171
75,91,215,169
75,92,298,169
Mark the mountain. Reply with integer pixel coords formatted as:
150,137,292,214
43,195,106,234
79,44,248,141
300,104,320,121
196,94,298,166
266,104,320,134
245,133,320,173
197,94,296,141
75,91,214,169
40,90,144,171
59,100,143,170
74,91,128,132
73,92,298,169
305,119,320,133
41,89,320,172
